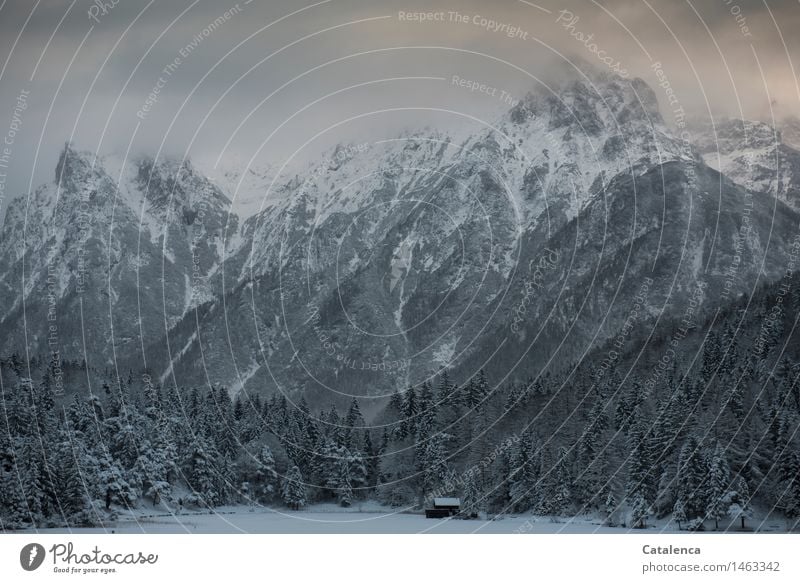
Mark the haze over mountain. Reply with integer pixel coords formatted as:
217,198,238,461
2,66,799,409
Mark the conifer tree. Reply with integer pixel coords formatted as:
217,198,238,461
54,439,92,524
282,465,307,510
185,440,221,507
705,442,732,530
509,431,537,512
345,397,364,449
778,448,800,518
673,498,687,530
417,382,437,438
363,432,379,490
727,477,753,529
461,472,481,518
253,446,278,501
675,435,708,522
399,387,418,440
421,433,450,497
550,447,572,516
604,489,619,527
626,417,656,514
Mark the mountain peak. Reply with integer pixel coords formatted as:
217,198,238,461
54,142,102,187
507,68,664,135
135,155,232,215
692,117,781,155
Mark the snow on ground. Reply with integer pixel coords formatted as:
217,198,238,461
30,503,789,534
36,509,615,534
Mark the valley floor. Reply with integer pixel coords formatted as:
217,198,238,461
26,503,793,534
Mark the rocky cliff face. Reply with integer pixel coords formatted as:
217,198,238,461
0,146,237,363
2,69,798,404
152,70,699,399
779,116,800,150
694,118,800,211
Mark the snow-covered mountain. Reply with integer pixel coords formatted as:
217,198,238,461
779,116,800,150
0,145,237,362
148,70,798,400
207,159,278,219
147,69,699,396
2,68,799,403
693,118,800,210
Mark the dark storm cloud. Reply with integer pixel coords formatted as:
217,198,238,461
0,0,798,218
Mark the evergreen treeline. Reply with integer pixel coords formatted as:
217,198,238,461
2,273,800,530
0,366,377,528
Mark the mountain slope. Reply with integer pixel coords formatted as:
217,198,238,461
694,118,800,211
0,146,238,364
3,70,800,406
147,73,775,401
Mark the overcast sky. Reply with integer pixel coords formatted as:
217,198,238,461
1,0,799,216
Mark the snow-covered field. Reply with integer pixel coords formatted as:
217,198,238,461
30,503,790,534
37,509,617,534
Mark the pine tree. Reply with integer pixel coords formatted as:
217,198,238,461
213,386,238,458
302,409,320,450
143,377,161,417
774,358,799,414
626,417,656,516
399,387,418,440
283,414,305,472
0,468,30,528
630,490,650,528
0,437,31,528
345,397,364,450
6,380,33,436
615,380,643,432
282,465,307,510
673,498,687,530
97,450,136,509
380,428,390,454
348,451,367,497
363,432,379,490
720,322,739,369
319,439,340,497
18,440,46,523
54,438,93,525
724,477,753,529
387,390,404,419
605,489,619,527
466,369,489,409
253,446,278,501
724,377,745,423
136,439,172,507
417,382,437,439
436,369,454,404
509,431,538,512
335,453,354,507
705,442,732,530
675,435,708,522
233,396,245,423
184,440,221,508
421,433,450,498
701,329,721,386
461,472,481,518
778,449,800,518
550,447,572,516
577,399,609,507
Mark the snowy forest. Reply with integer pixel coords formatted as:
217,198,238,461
2,270,799,532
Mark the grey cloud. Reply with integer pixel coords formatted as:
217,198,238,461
0,0,798,220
